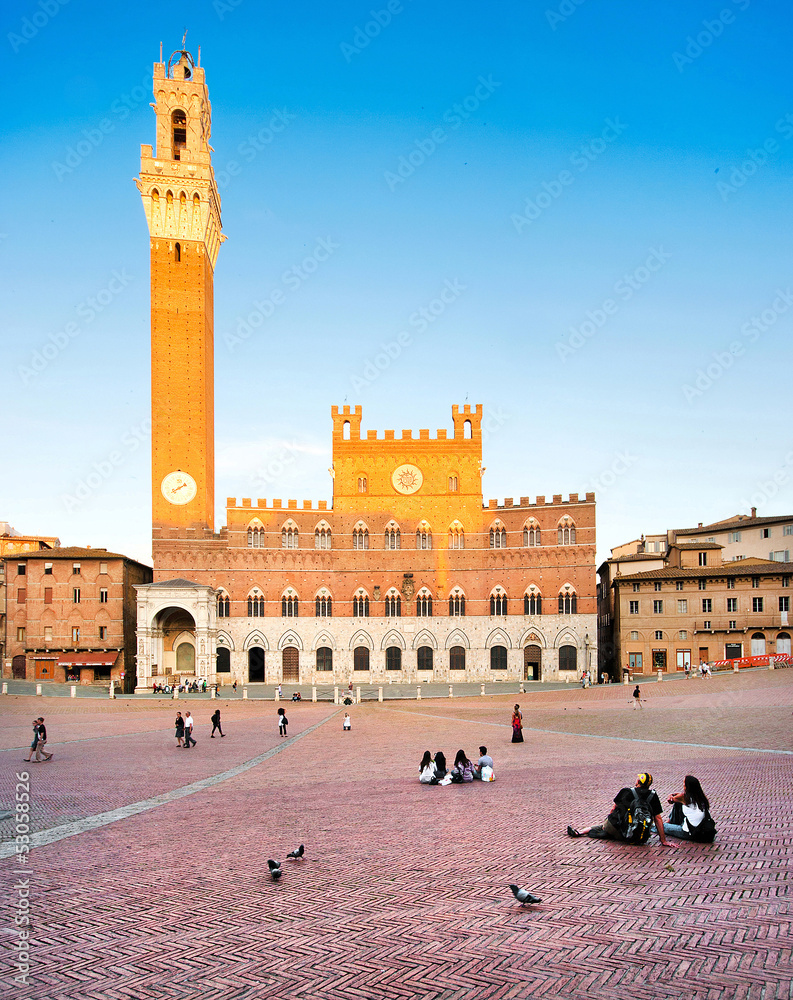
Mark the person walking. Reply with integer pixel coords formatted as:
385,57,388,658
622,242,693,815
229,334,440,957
183,711,197,748
34,718,53,761
210,709,224,738
23,719,40,762
277,707,288,738
174,712,185,747
632,685,643,709
342,712,351,731
511,704,524,743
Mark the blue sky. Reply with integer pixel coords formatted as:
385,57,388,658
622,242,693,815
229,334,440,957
2,0,792,567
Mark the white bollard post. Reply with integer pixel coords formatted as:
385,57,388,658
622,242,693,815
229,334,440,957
173,687,179,699
733,661,740,673
334,686,339,705
109,681,115,699
312,686,317,702
378,686,383,702
769,657,775,670
520,683,525,694
449,685,453,699
416,686,421,700
480,684,485,696
36,683,42,696
211,687,216,698
274,687,279,701
69,685,75,698
1,682,7,695
243,686,248,700
356,686,361,704
657,669,663,682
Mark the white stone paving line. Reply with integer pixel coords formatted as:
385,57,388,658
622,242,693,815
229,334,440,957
0,712,337,860
385,708,793,756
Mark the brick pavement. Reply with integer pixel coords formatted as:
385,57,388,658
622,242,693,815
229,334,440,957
1,670,791,999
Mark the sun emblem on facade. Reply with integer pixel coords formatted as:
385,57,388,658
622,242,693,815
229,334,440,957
391,464,423,495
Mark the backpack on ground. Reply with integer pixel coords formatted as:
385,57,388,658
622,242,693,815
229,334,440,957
622,790,654,844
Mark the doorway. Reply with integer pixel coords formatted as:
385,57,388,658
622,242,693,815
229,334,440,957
248,647,265,682
523,644,541,681
282,646,299,682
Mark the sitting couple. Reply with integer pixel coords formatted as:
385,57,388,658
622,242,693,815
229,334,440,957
419,747,494,785
567,772,715,845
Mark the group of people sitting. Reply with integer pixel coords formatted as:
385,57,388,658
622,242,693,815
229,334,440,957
567,772,716,846
419,746,495,785
153,679,210,694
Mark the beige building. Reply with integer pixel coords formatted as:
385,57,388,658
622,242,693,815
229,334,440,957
4,547,152,693
599,523,792,677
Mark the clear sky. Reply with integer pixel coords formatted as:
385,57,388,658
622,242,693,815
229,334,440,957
2,0,792,568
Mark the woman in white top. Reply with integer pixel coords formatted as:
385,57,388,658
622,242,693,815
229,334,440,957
419,750,436,783
664,775,712,840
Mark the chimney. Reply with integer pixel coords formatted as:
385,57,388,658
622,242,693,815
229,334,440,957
751,507,757,518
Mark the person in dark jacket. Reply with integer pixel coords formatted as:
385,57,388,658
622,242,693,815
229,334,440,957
567,772,676,847
210,709,224,738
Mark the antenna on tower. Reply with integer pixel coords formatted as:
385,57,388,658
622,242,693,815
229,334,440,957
197,45,201,67
159,41,163,62
181,28,188,49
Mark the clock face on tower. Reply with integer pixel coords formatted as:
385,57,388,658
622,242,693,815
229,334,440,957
161,471,197,505
391,464,423,495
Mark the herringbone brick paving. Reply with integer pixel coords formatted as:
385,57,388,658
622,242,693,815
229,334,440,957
1,671,791,998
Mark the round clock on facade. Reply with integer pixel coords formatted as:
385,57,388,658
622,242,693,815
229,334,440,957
161,471,197,505
391,464,423,495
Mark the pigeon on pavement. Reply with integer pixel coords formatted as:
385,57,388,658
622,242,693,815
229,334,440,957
286,844,305,860
509,884,542,906
267,859,283,881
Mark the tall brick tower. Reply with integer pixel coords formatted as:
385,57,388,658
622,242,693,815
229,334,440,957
136,46,223,532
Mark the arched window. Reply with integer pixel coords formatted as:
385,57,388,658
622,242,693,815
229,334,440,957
217,593,230,617
247,526,264,548
557,519,577,545
777,632,791,655
282,526,299,549
247,593,264,617
343,421,350,440
353,594,370,617
385,593,401,617
490,646,508,670
448,476,458,492
353,526,369,550
316,647,333,671
559,645,578,671
450,645,466,670
751,632,766,656
314,526,331,549
416,528,432,550
386,647,402,671
449,591,466,617
416,590,433,617
315,595,332,617
174,241,181,262
558,591,578,614
524,592,542,616
464,419,472,439
281,595,299,617
354,646,370,671
490,526,506,549
384,526,401,550
523,522,541,547
358,477,367,493
417,646,433,670
171,109,187,159
448,526,465,549
490,590,508,616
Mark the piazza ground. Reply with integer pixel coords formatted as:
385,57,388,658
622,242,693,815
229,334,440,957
1,670,791,1000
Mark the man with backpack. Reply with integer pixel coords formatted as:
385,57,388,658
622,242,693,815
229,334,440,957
566,772,677,848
